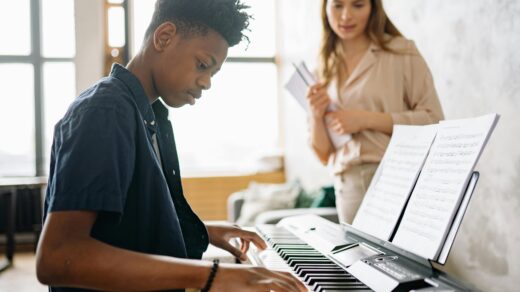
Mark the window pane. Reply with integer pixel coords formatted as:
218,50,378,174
108,7,126,47
171,63,278,174
0,64,35,176
228,0,276,57
0,0,31,55
42,0,75,58
43,62,76,175
130,0,155,56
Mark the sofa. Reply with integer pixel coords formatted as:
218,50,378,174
227,187,339,226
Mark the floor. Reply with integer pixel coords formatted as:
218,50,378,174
0,253,47,292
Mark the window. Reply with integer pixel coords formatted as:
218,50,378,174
130,0,279,175
104,0,129,75
0,0,76,176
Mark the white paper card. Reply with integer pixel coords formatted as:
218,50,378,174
284,61,351,148
392,113,499,259
353,124,438,241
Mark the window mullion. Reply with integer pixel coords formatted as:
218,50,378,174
226,57,276,63
31,0,44,176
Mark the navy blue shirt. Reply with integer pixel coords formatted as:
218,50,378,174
44,64,209,292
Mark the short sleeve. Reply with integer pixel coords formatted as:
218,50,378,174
391,41,444,125
48,105,136,215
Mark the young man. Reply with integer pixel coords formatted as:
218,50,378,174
36,0,306,291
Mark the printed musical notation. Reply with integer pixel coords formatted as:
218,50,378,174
352,125,438,241
392,114,499,259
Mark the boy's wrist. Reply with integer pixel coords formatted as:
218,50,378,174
201,259,220,292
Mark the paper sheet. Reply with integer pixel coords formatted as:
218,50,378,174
285,61,352,149
352,124,438,241
392,113,499,259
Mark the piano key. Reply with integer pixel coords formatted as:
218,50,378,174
303,272,350,282
313,281,369,291
298,269,347,277
295,264,340,274
318,286,371,292
307,276,357,285
254,224,373,292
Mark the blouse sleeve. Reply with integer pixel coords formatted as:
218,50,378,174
391,41,445,125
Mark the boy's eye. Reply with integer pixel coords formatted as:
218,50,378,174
197,62,208,70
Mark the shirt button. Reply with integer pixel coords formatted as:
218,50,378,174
151,120,155,125
143,120,148,125
172,170,176,176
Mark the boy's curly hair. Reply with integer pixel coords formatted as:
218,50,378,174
145,0,251,47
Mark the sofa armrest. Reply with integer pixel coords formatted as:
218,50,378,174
254,207,338,225
227,191,246,223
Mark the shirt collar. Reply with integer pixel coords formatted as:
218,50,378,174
110,63,156,125
152,99,170,122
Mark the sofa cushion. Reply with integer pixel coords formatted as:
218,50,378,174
236,181,301,226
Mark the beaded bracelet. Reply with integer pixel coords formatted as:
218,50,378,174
201,259,220,292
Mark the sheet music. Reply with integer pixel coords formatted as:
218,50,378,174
392,114,499,259
352,125,438,240
284,62,311,112
285,61,351,148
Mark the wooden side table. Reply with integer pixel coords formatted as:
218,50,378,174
0,177,47,273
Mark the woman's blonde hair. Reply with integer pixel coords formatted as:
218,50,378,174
319,0,402,85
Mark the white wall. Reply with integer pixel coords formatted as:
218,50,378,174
278,0,334,191
280,0,520,291
74,0,104,94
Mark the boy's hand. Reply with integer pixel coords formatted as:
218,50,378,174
206,224,267,261
212,264,308,292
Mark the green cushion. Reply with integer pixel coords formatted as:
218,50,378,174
310,186,335,208
294,189,317,208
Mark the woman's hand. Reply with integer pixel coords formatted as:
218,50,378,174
206,224,267,261
325,109,368,135
212,264,308,292
306,83,330,118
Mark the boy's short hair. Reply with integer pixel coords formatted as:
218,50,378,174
145,0,251,47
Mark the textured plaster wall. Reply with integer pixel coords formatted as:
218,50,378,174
280,0,520,290
74,0,104,95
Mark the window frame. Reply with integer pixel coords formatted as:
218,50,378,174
0,0,76,176
103,0,130,76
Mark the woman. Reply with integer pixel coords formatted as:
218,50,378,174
307,0,444,224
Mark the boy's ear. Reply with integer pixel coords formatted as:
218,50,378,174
153,22,178,51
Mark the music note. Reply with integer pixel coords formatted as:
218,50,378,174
392,114,499,260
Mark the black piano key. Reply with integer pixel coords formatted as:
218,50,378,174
303,273,350,282
283,254,326,261
289,259,334,267
318,286,371,292
298,269,346,277
307,276,356,285
295,264,339,274
289,260,334,267
313,281,369,291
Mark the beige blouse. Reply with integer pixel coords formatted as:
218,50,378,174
328,36,444,174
